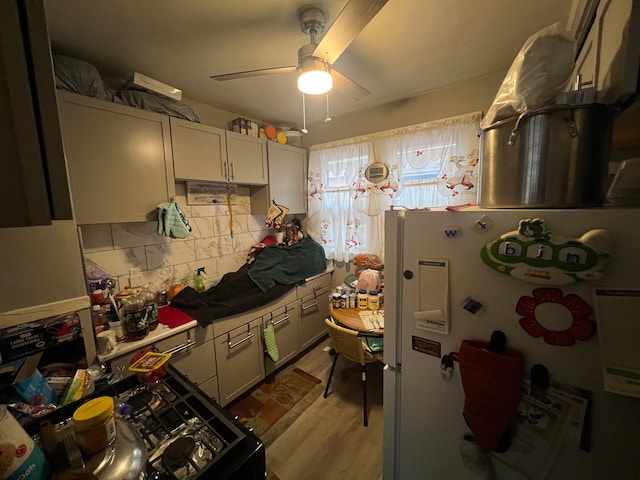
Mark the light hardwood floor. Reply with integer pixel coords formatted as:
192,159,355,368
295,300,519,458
264,336,384,480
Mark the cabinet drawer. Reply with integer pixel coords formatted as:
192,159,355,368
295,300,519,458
198,375,219,403
215,319,265,406
299,285,331,351
264,301,300,376
296,271,332,299
110,331,190,376
170,339,216,386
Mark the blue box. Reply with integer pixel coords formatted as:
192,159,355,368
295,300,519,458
2,353,56,405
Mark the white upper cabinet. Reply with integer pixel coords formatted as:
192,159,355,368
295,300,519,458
251,142,307,215
170,118,228,182
225,131,268,185
171,121,267,186
58,91,176,224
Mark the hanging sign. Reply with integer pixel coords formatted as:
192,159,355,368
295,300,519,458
480,218,612,285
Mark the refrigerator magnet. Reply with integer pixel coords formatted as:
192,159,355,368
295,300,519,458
472,214,493,233
516,287,595,346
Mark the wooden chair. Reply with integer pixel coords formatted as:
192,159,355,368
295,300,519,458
323,317,383,427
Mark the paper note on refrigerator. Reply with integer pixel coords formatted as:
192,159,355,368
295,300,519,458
414,259,449,334
593,288,640,398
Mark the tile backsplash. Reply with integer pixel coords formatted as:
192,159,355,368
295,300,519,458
80,183,273,294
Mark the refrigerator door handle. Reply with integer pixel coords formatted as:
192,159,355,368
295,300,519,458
384,364,400,373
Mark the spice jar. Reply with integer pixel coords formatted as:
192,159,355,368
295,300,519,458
73,396,117,455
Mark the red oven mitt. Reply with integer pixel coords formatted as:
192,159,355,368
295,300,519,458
456,332,525,452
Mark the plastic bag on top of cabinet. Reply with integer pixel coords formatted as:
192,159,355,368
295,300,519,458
53,54,119,102
117,90,200,122
480,22,575,129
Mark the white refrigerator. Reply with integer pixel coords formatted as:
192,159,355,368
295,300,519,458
383,207,640,480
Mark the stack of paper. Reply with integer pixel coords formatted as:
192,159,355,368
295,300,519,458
359,310,384,330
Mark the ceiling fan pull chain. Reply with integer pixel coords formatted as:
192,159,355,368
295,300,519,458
325,92,332,123
301,93,309,134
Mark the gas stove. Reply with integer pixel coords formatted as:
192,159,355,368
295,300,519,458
23,366,265,480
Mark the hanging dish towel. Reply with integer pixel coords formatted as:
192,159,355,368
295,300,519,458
264,323,279,362
157,201,192,239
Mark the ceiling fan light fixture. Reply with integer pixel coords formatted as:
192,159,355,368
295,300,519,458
297,58,332,95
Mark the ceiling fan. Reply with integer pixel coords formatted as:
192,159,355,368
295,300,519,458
210,0,389,101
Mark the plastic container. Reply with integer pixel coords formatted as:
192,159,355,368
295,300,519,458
140,285,159,331
357,290,369,310
331,293,341,309
122,291,149,341
368,290,380,310
0,404,51,480
73,396,117,455
108,320,126,342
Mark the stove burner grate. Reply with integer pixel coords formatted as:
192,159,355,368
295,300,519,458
162,436,196,470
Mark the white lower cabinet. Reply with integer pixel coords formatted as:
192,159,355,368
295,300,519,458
109,325,218,401
264,300,300,376
215,318,265,406
297,273,332,351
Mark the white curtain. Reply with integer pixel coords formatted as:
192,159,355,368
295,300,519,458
307,112,481,262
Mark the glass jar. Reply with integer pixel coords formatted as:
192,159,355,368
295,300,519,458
122,290,149,341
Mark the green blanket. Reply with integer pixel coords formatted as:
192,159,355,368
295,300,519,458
248,238,327,292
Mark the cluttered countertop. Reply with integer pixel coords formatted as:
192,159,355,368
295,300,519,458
96,260,334,364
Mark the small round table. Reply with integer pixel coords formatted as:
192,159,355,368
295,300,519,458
328,304,384,335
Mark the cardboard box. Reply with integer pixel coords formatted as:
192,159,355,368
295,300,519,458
0,312,81,361
0,352,56,405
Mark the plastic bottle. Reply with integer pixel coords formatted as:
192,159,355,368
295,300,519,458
195,267,206,293
92,305,107,329
368,290,380,310
122,290,149,341
357,289,369,310
140,284,159,331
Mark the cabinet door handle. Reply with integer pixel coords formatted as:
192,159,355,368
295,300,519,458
312,285,322,293
301,300,319,312
229,162,235,181
271,314,290,327
228,331,253,349
164,339,196,356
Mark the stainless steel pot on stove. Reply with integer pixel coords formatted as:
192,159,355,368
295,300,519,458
85,419,147,480
479,104,619,208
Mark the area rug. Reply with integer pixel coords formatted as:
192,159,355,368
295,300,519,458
227,365,323,446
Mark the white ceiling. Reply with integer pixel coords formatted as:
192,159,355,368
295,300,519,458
44,0,576,127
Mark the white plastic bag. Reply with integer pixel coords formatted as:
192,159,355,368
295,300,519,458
481,23,575,129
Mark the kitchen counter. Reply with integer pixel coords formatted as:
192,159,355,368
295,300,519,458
96,318,198,363
96,262,333,364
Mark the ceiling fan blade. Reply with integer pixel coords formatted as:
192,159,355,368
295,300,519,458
313,0,388,64
210,66,297,81
332,68,370,100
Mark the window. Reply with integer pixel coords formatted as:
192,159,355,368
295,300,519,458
307,112,481,262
